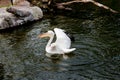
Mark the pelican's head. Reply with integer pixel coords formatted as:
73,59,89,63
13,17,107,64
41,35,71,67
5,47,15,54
39,30,54,38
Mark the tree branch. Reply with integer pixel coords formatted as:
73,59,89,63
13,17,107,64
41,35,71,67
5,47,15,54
55,0,118,13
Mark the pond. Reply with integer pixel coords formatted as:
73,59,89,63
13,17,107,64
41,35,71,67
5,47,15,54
0,14,120,80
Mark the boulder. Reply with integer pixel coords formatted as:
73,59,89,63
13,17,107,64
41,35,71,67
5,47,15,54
0,4,43,30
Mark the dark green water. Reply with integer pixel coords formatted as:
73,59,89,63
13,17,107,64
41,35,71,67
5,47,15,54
0,14,120,80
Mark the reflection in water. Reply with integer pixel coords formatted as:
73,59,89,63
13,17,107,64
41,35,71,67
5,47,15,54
0,15,120,80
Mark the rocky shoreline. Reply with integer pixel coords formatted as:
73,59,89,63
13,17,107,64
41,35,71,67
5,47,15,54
0,4,43,30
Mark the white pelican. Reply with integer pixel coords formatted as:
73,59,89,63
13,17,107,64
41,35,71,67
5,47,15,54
39,28,76,55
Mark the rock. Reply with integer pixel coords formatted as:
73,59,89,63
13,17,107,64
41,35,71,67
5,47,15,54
0,2,43,30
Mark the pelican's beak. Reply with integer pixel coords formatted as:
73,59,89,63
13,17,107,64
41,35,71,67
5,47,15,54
38,33,49,38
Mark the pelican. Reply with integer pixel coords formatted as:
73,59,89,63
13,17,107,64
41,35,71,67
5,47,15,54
38,28,76,55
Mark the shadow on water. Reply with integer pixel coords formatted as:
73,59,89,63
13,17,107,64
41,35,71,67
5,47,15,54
0,13,120,80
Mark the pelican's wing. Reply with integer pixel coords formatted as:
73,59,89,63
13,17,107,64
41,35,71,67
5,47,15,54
54,28,71,49
63,48,76,53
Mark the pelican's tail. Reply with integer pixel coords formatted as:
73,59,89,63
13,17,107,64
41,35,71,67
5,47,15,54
63,48,76,53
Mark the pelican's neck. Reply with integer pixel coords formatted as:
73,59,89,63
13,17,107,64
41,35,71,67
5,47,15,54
46,34,54,49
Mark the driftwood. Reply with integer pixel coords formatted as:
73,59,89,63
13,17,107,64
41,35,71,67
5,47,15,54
55,0,118,13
